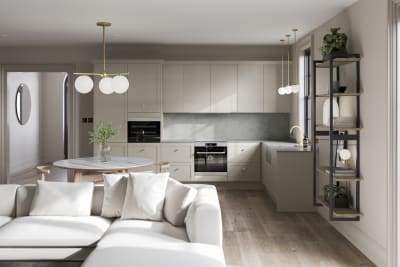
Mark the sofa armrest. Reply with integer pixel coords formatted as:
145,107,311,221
185,185,223,247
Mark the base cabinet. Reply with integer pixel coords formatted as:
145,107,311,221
169,164,192,182
160,143,194,181
227,142,261,182
228,163,260,182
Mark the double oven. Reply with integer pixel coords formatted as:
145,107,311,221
194,142,227,176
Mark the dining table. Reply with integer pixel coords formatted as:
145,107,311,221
53,156,155,182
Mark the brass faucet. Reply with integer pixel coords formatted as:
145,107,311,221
290,125,303,147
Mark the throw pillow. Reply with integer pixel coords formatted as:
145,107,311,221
164,178,197,226
30,180,94,216
121,172,169,221
101,173,128,218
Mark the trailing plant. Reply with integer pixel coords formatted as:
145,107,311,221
89,123,119,146
322,27,348,57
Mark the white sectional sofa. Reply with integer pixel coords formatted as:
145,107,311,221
0,182,225,267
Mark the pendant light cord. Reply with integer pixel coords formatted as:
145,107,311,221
102,25,106,75
286,34,291,86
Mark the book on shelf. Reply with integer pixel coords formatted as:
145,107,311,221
324,167,357,176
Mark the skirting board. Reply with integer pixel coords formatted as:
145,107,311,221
317,207,386,267
185,182,264,191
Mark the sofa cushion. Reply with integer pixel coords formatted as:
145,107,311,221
99,219,188,247
0,216,12,227
30,181,94,216
0,184,19,216
101,173,128,218
121,172,169,221
0,216,111,247
82,219,225,267
82,245,226,267
164,179,197,226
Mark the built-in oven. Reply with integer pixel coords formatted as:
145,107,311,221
127,118,161,143
194,142,227,176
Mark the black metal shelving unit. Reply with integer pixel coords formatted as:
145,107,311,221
312,53,361,221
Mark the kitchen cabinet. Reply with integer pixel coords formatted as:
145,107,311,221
263,63,291,112
261,142,314,212
128,143,159,162
93,64,127,142
183,64,211,113
211,64,237,113
237,64,264,113
109,143,127,157
160,143,193,181
227,142,260,182
163,64,184,112
128,64,161,113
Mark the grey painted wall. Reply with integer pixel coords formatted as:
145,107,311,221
163,113,290,141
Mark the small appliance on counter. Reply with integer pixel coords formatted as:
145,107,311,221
194,142,227,177
128,118,161,143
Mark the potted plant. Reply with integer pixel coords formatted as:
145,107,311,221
323,184,349,208
322,27,348,59
89,123,119,162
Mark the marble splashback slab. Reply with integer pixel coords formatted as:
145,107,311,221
163,113,290,141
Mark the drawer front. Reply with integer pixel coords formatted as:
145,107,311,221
228,163,260,182
228,143,260,163
161,144,192,163
128,144,159,162
169,164,192,182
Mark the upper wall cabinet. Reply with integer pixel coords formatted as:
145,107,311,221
93,64,127,142
237,64,264,113
263,63,291,113
183,64,211,113
211,64,237,113
163,64,184,113
128,64,161,113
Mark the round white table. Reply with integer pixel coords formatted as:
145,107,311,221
53,157,154,182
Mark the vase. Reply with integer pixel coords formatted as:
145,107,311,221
98,144,111,162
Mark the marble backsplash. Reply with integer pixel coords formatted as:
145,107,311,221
163,113,290,141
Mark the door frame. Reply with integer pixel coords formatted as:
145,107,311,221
0,64,79,184
388,1,399,266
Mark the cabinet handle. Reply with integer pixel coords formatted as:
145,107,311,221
241,168,247,172
174,168,179,172
139,149,145,152
174,149,179,152
241,149,245,152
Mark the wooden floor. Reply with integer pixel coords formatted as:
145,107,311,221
219,190,375,267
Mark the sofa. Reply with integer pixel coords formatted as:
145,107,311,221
0,180,225,267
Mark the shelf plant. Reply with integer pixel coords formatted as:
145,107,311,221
323,184,349,208
89,123,119,162
322,27,348,59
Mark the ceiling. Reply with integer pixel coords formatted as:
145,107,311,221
0,0,357,46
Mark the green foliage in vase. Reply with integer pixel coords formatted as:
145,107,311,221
322,27,348,57
89,123,119,145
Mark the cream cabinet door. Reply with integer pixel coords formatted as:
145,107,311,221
237,64,264,112
163,64,184,112
160,143,193,163
128,64,161,113
109,143,127,157
169,164,192,182
228,163,260,182
211,64,237,113
93,64,127,142
228,142,261,163
183,65,211,113
264,63,291,112
127,144,159,162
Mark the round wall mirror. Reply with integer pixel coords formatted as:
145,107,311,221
15,83,31,125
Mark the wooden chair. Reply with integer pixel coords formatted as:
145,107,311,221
36,164,52,181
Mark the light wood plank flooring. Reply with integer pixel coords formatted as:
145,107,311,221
220,190,375,267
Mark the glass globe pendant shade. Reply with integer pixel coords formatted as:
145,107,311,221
291,84,300,94
284,86,292,95
112,75,129,94
278,86,286,95
99,77,114,94
74,75,94,94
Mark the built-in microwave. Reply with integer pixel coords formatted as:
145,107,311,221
127,118,161,143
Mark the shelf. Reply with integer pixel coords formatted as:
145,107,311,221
315,92,361,97
316,57,360,68
316,125,362,132
318,167,362,182
317,196,362,218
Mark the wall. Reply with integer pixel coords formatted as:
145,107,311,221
40,72,66,162
7,72,41,175
294,0,389,266
163,113,290,141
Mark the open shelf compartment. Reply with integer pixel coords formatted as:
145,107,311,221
318,167,362,182
317,196,362,218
